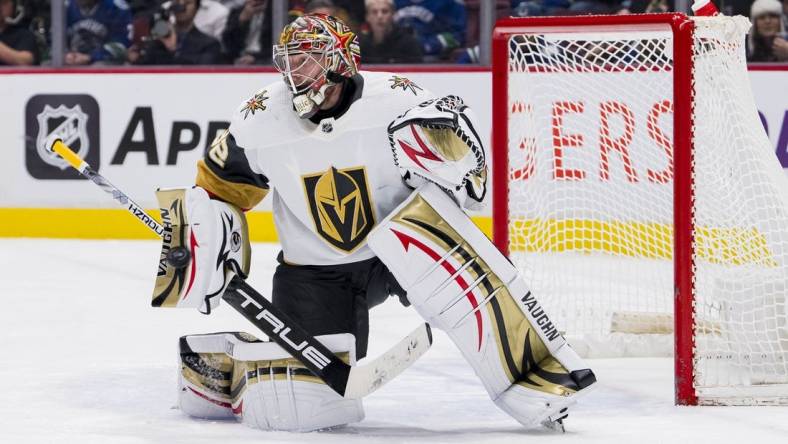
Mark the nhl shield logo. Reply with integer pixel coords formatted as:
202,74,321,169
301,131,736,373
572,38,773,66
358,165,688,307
36,104,90,170
25,94,100,180
303,166,376,252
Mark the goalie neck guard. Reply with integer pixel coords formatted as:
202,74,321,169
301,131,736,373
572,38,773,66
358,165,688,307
273,14,361,119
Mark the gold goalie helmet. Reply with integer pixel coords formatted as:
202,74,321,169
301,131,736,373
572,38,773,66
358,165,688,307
273,14,361,118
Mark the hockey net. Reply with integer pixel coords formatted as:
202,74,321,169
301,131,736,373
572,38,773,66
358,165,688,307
492,14,788,405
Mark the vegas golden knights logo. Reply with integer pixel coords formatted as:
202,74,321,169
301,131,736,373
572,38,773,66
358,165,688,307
303,166,375,252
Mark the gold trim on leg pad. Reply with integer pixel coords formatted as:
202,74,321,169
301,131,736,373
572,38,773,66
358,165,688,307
177,332,364,431
367,183,597,428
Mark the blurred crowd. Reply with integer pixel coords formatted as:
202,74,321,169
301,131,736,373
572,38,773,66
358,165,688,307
1,0,786,66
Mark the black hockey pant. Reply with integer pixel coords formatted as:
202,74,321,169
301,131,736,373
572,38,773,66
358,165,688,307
271,251,407,359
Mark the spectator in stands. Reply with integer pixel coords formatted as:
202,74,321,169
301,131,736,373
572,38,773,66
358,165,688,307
464,1,508,48
221,0,307,65
135,0,222,64
195,0,230,42
14,0,49,34
567,0,630,15
66,0,132,65
358,0,422,63
127,0,158,16
782,0,788,29
222,0,272,64
305,0,336,15
335,0,365,28
127,1,155,49
511,0,569,16
713,0,752,17
455,0,508,63
627,0,671,14
748,0,788,62
217,0,246,8
394,0,466,59
18,0,50,63
305,0,358,30
0,0,39,65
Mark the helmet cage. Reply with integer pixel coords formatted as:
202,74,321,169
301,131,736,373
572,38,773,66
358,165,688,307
272,14,360,96
273,39,333,95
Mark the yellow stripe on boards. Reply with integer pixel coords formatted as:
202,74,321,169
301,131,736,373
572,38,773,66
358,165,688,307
3,211,773,266
695,226,777,267
508,218,776,266
0,208,276,241
509,219,673,259
0,208,163,239
0,208,492,244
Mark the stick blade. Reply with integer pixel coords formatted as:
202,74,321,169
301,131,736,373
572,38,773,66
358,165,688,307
343,323,433,399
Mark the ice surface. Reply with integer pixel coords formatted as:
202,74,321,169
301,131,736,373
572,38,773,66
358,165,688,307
1,239,786,443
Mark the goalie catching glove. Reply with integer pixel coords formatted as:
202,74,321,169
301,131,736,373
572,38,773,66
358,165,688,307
388,95,488,211
151,187,251,314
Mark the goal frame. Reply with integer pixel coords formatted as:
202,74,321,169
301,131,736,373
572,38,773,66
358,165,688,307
491,13,698,405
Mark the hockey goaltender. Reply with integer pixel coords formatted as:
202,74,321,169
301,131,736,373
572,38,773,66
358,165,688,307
150,13,597,433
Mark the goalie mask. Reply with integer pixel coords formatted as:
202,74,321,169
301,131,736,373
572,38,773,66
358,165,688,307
273,14,361,118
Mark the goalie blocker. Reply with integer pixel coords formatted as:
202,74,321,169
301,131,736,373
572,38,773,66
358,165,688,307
367,183,597,428
152,187,251,314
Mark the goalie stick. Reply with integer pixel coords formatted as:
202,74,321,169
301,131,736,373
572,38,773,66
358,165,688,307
49,138,432,399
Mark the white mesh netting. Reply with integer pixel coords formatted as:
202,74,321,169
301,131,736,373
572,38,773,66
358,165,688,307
503,15,788,404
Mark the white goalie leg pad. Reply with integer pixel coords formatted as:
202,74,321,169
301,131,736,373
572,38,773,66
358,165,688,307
177,333,237,420
177,332,364,432
367,183,597,428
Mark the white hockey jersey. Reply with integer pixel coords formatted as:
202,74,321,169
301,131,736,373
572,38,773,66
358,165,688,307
229,71,434,265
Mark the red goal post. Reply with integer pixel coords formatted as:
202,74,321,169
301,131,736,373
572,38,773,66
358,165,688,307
492,13,788,406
